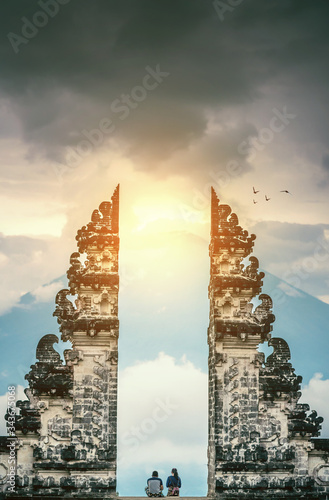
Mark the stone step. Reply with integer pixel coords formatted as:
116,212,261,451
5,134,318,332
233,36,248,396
2,497,209,500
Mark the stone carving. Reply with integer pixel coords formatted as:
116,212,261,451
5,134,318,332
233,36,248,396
12,400,41,435
26,334,73,397
210,193,274,342
0,186,120,498
1,184,328,499
53,185,119,344
208,187,329,499
259,337,307,412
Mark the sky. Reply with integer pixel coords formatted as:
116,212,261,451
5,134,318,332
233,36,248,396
1,0,329,496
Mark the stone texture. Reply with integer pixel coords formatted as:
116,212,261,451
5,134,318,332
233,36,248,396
1,184,329,499
0,185,120,498
207,187,329,499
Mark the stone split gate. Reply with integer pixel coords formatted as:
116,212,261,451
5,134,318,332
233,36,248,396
0,185,329,499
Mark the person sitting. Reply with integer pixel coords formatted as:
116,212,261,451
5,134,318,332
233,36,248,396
166,468,181,496
145,470,164,497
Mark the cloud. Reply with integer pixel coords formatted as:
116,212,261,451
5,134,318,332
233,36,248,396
0,253,9,267
117,353,207,469
255,222,326,243
318,295,329,305
249,221,329,298
277,282,303,298
0,3,328,495
0,0,329,176
31,280,64,303
0,234,69,314
156,118,257,179
300,373,329,437
322,154,329,172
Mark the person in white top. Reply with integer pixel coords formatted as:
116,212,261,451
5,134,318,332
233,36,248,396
146,471,164,497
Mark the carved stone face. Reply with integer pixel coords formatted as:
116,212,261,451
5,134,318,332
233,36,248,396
262,295,271,309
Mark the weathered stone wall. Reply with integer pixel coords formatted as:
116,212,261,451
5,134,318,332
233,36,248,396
207,187,329,499
0,186,120,498
1,184,328,499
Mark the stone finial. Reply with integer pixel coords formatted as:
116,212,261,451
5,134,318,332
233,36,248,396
25,334,73,397
209,187,274,341
53,186,120,342
75,185,119,253
211,187,256,253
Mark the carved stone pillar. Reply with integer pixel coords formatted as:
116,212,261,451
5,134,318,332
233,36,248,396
9,186,120,498
207,187,327,499
54,185,120,493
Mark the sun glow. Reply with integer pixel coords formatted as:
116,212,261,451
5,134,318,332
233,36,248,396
132,202,179,232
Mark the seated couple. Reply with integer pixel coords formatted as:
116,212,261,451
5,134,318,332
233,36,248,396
146,468,182,497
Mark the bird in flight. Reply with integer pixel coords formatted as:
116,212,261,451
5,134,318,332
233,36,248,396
280,190,292,195
253,186,259,194
265,195,271,201
253,199,257,204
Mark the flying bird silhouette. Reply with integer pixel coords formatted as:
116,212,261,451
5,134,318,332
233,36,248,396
253,199,257,204
253,186,259,194
280,190,292,195
265,195,270,201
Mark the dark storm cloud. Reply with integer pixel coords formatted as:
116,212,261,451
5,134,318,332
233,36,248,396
1,0,329,172
322,155,329,172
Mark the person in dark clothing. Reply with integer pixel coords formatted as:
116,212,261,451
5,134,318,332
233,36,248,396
166,468,181,496
146,470,164,497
